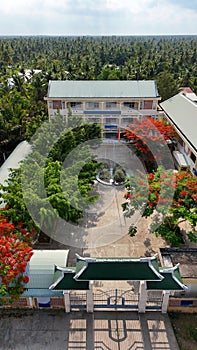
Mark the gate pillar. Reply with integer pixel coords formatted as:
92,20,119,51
138,281,147,313
63,290,70,313
161,291,170,313
87,281,94,313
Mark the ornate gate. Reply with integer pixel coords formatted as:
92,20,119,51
69,289,163,311
70,291,87,310
146,291,163,310
94,289,139,310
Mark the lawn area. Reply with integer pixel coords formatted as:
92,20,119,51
169,313,197,350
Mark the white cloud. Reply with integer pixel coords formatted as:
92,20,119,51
106,0,156,14
0,0,196,35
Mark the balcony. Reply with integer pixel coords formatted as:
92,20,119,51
121,108,139,115
70,108,84,114
84,110,121,115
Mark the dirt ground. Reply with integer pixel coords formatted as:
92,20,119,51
169,313,197,350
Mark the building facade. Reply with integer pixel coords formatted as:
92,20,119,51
160,248,197,312
45,80,161,138
161,90,197,175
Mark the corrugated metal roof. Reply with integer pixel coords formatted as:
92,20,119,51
0,141,32,208
161,93,197,152
0,141,31,187
22,288,63,297
47,80,159,98
25,250,69,289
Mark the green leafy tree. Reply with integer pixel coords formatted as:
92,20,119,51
122,167,197,246
113,167,126,183
156,71,179,101
0,120,101,240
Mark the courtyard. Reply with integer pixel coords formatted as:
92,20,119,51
0,310,179,350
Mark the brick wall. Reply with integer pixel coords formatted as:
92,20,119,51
50,297,64,309
168,297,197,313
0,297,30,308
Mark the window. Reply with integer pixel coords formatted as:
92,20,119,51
190,152,196,164
105,118,117,124
62,101,66,109
88,117,101,124
87,102,99,109
144,100,153,109
106,102,117,109
122,117,134,123
123,102,135,109
70,102,82,108
49,101,53,109
53,100,62,109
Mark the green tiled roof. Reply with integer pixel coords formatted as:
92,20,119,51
147,265,186,291
49,266,89,291
47,80,159,99
74,254,163,281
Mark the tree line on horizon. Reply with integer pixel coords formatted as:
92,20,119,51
0,35,196,163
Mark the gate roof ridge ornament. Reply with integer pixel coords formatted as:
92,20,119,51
54,265,76,273
159,263,180,273
75,253,159,263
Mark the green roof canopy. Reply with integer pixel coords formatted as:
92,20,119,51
147,265,186,291
49,266,89,291
74,254,163,281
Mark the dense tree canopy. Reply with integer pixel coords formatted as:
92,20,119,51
0,35,196,163
0,118,101,241
122,167,197,246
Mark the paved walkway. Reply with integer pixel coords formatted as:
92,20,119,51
0,310,180,350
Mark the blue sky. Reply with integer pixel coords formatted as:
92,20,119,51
0,0,197,35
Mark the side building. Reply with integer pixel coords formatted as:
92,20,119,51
160,89,197,175
45,80,161,138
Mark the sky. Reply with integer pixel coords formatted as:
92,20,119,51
0,0,197,36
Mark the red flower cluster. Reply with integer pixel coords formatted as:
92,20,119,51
180,190,187,197
0,217,33,299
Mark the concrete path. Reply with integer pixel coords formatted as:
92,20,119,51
0,310,180,350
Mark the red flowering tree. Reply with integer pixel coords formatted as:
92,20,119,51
122,167,197,246
0,217,33,302
124,117,176,172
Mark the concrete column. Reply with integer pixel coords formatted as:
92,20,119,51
82,101,86,111
28,297,33,308
162,291,171,313
63,290,70,313
86,281,94,313
138,281,148,313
